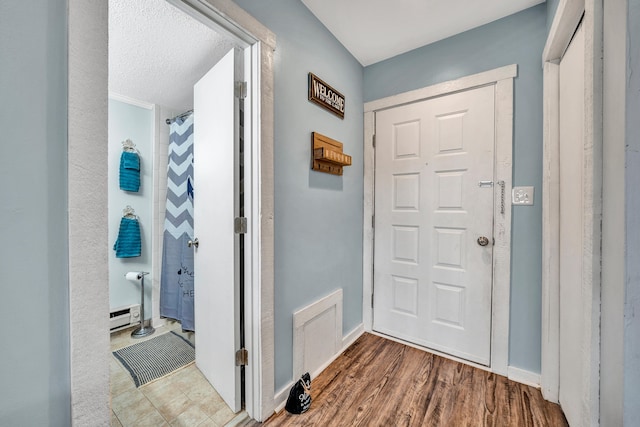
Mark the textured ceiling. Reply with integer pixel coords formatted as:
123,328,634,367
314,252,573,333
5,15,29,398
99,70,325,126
109,0,236,111
302,0,545,66
110,0,545,107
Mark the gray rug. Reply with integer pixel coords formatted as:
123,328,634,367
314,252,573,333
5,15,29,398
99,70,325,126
113,331,195,387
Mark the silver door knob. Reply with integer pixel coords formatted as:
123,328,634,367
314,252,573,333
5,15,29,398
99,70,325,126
477,236,489,246
188,238,199,248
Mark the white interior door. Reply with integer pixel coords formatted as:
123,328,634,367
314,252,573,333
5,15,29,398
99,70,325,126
373,85,495,365
193,48,242,413
558,20,586,427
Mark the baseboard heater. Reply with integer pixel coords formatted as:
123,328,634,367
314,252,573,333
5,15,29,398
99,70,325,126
109,304,141,333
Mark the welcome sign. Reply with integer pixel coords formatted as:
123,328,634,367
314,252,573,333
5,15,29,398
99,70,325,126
308,73,345,119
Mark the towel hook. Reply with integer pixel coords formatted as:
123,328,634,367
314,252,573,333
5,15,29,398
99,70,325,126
122,139,138,153
122,205,137,219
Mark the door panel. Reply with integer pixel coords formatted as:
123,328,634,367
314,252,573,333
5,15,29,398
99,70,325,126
373,85,495,365
559,21,585,427
193,48,241,413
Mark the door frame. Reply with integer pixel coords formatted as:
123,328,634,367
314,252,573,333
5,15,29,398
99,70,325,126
67,0,276,422
541,1,602,422
363,65,516,377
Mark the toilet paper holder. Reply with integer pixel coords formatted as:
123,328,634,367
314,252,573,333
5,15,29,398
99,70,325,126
125,271,154,338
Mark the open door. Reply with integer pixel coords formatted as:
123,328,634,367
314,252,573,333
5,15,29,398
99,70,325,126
193,48,243,413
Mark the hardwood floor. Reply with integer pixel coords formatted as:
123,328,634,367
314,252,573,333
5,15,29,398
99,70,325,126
258,333,567,427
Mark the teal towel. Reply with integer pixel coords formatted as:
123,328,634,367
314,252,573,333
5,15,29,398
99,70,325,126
113,217,141,258
119,151,140,192
121,151,140,170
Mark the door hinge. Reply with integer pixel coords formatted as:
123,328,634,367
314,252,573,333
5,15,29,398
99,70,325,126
372,134,376,148
372,215,375,228
371,290,374,308
234,217,247,234
235,81,247,99
235,348,248,366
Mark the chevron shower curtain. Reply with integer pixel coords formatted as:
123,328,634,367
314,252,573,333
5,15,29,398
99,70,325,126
160,114,195,331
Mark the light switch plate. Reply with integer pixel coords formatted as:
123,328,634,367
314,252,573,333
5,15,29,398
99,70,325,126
512,186,534,205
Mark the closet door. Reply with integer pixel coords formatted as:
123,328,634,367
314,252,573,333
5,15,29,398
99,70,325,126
193,47,242,413
558,20,588,427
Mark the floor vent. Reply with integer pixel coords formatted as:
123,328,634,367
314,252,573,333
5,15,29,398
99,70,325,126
110,304,141,332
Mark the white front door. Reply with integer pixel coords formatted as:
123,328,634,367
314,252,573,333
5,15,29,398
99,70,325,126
558,20,586,427
373,85,495,365
193,48,242,413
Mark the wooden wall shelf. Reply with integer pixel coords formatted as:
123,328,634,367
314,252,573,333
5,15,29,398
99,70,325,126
311,132,352,176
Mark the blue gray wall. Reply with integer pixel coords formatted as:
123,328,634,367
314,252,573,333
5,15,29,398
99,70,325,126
0,1,71,425
108,99,154,318
364,4,547,373
234,0,364,392
547,0,561,33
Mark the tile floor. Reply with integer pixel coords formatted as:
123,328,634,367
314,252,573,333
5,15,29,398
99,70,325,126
110,321,239,427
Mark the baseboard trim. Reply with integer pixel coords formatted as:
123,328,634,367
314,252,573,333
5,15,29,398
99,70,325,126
152,317,167,328
342,324,365,348
273,387,289,414
507,366,541,388
272,323,365,414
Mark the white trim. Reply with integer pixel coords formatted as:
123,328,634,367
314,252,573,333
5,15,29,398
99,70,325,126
273,388,289,415
255,37,277,422
69,0,276,423
491,77,514,377
342,324,365,350
292,289,343,380
599,1,627,424
108,92,154,110
170,0,276,50
364,64,517,113
150,103,163,330
542,0,585,62
541,2,602,424
508,366,542,388
362,110,375,332
246,40,261,422
362,65,516,377
583,5,603,425
541,61,560,403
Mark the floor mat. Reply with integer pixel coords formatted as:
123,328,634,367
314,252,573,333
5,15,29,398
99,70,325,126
113,331,195,387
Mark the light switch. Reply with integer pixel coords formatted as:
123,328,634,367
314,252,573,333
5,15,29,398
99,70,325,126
512,186,534,205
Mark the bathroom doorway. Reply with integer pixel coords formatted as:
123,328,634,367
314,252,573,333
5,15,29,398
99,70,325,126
107,0,252,424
